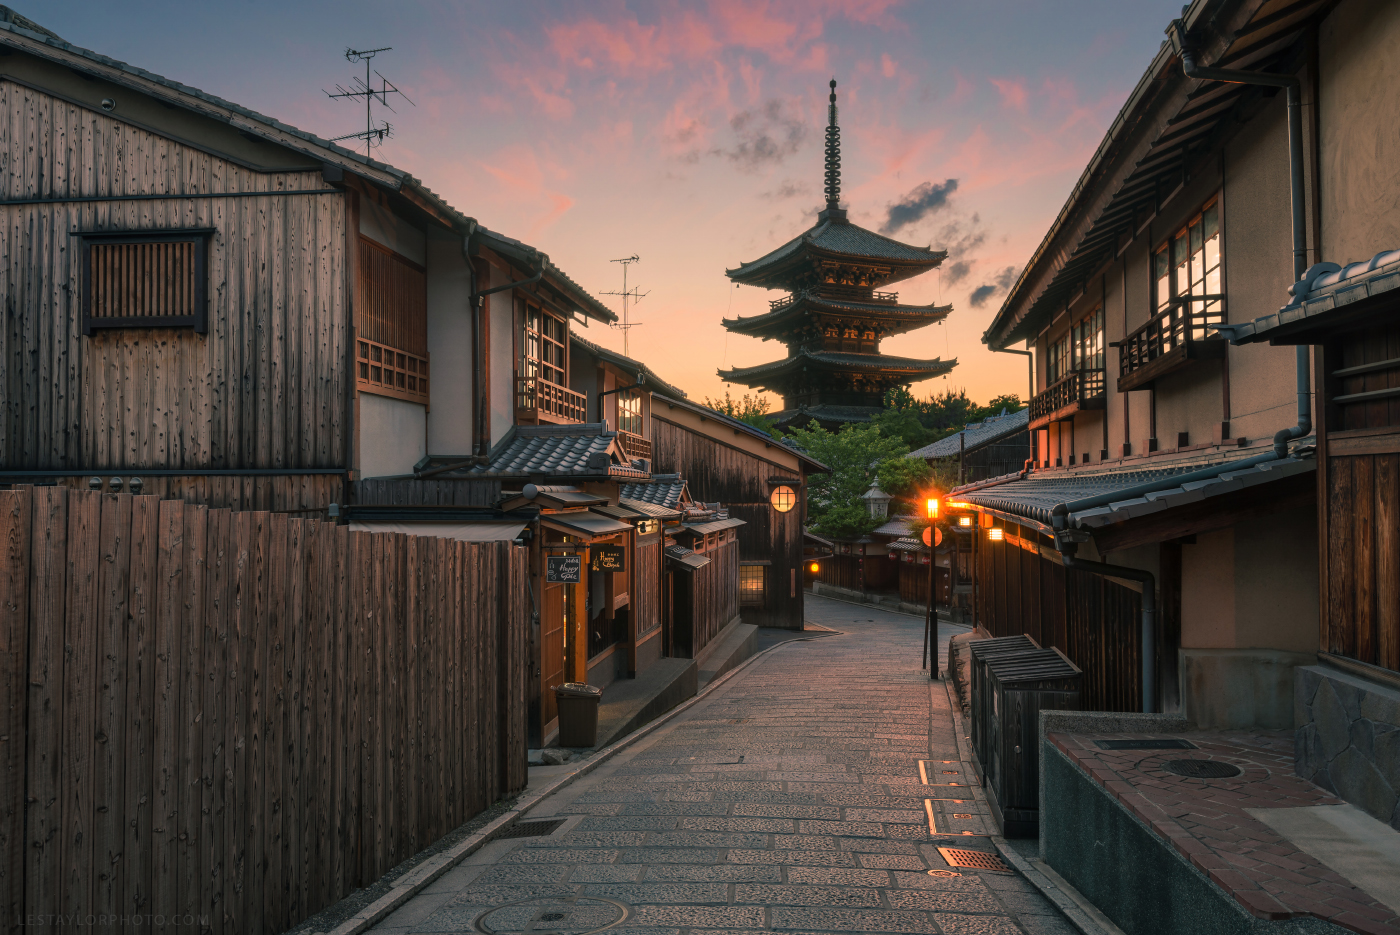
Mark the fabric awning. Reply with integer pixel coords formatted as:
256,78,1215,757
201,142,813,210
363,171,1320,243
663,544,711,571
541,511,633,539
349,520,526,542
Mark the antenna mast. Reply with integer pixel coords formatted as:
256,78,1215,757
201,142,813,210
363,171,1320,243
600,255,649,357
324,47,415,156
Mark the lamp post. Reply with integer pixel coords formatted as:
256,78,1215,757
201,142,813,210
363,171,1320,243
924,496,939,676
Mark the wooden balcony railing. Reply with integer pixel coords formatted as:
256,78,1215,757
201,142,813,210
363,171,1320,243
1029,369,1106,430
617,429,652,462
357,338,429,404
516,376,587,425
1117,298,1227,392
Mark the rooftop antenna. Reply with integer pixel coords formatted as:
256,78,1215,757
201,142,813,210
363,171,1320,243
600,255,649,357
324,47,415,156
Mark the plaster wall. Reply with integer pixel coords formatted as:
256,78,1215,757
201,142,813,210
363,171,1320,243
488,268,514,447
1181,528,1236,649
424,228,473,456
358,198,427,266
358,392,426,479
1318,0,1400,266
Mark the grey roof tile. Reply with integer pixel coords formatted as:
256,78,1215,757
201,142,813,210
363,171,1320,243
1217,250,1400,344
907,408,1029,460
719,349,955,382
727,219,946,280
461,424,646,478
620,474,687,508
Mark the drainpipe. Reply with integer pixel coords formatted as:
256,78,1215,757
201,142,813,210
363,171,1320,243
993,345,1036,469
1167,19,1310,458
465,225,548,457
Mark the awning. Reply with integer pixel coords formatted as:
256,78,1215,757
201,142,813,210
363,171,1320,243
619,498,683,520
541,511,632,539
349,520,527,542
683,517,746,534
663,544,711,571
592,503,649,522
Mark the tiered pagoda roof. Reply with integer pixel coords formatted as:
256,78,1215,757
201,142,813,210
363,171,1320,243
720,80,956,429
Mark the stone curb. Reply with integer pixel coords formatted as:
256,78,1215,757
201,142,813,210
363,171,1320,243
940,678,1119,935
318,627,824,935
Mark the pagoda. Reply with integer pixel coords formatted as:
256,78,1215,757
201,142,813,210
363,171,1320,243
719,80,957,429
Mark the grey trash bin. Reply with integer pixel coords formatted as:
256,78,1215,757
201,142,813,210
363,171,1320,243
555,682,602,747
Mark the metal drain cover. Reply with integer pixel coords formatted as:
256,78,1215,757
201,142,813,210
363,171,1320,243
1161,758,1242,779
474,896,630,935
937,846,1012,873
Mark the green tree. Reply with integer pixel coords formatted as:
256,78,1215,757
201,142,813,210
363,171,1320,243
703,391,781,438
783,420,911,540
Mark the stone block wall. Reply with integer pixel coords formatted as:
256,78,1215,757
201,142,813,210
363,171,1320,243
1295,664,1400,829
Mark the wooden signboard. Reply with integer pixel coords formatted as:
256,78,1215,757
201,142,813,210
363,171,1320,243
591,544,626,573
546,554,583,583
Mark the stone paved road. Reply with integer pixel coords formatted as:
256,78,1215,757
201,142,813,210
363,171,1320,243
371,596,1076,935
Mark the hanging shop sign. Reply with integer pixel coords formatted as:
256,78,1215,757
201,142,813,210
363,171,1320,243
546,554,583,583
590,544,626,573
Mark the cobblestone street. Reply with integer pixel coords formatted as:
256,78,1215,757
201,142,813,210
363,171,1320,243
370,596,1077,935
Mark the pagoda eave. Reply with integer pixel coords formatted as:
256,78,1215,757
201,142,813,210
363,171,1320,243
726,221,949,292
717,351,958,386
722,298,953,340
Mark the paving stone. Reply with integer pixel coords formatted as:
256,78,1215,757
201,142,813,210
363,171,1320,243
837,838,921,854
579,815,680,832
886,889,1005,913
771,834,840,849
442,884,579,907
525,832,648,847
468,863,573,884
677,816,795,833
890,870,993,892
581,882,730,904
732,803,842,819
770,906,938,932
856,852,928,870
628,906,767,927
785,866,891,886
643,864,783,882
932,913,1025,934
727,848,857,866
733,884,884,907
796,819,886,837
566,864,645,883
499,848,621,864
649,831,769,848
843,807,928,824
620,847,725,864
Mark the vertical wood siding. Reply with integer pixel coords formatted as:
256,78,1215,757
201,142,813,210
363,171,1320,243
651,416,803,629
1324,453,1400,671
0,81,347,472
0,485,528,935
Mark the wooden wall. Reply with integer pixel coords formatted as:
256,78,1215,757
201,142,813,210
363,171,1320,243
39,473,345,512
635,538,661,636
0,485,528,935
355,478,501,506
652,416,804,629
676,538,739,658
0,81,348,473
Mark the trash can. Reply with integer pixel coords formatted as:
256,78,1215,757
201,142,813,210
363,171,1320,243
554,682,602,748
966,635,1039,779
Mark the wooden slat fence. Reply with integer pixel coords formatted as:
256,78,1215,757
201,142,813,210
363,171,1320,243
0,486,528,935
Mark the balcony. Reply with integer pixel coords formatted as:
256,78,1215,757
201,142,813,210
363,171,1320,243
1029,370,1106,430
1116,299,1227,392
357,338,429,404
617,430,652,462
516,376,587,425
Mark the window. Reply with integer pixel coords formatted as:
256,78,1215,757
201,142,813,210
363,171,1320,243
521,300,567,387
81,229,211,334
617,387,643,435
1154,198,1223,342
740,565,766,606
1072,307,1105,395
357,237,428,403
1047,334,1071,385
770,486,796,513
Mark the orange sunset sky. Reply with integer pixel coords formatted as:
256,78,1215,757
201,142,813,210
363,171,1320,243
44,0,1184,409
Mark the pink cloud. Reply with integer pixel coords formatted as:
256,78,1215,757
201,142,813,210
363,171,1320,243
989,77,1028,112
881,54,897,79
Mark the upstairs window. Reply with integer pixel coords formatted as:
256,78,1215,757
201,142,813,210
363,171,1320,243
357,237,428,403
1047,333,1071,385
521,300,567,387
1072,306,1106,395
1154,198,1223,340
617,387,643,435
81,229,211,334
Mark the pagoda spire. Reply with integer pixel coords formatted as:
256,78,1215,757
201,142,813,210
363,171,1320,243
824,79,841,213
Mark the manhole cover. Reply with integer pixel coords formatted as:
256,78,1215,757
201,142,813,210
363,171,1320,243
474,897,630,935
927,869,962,877
937,847,1012,873
1161,758,1242,779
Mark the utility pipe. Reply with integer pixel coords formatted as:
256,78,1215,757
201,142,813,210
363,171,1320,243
1168,19,1310,458
1060,551,1157,714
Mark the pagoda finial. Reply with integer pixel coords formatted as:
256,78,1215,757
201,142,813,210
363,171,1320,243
823,79,841,213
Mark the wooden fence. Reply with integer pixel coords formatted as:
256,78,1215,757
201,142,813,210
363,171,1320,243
0,486,528,935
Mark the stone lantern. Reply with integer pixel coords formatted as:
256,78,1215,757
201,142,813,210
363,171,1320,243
861,479,892,520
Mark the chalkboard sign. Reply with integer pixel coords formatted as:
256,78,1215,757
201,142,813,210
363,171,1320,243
546,554,583,583
590,544,626,573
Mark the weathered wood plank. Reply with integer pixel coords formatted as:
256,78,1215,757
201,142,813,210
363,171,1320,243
178,504,207,929
286,518,308,923
92,493,132,920
201,508,230,935
1354,456,1377,665
0,489,33,928
264,513,288,932
246,511,269,935
123,496,160,922
1375,454,1399,672
151,498,185,935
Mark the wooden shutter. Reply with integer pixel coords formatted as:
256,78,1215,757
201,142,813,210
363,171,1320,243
81,230,210,334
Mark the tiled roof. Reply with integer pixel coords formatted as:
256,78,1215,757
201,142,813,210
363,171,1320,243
719,349,956,383
620,474,687,508
569,333,687,400
727,218,947,282
908,408,1030,460
771,404,881,426
683,517,746,534
1216,250,1400,344
872,517,915,538
618,498,682,520
458,424,647,478
887,537,928,554
953,450,1315,530
723,296,952,337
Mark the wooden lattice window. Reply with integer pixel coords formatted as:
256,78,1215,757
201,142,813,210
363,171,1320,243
618,387,643,435
356,237,428,404
80,229,211,334
521,300,567,387
357,339,429,403
740,564,766,606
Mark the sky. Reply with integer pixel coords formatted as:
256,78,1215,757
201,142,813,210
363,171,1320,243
40,0,1183,410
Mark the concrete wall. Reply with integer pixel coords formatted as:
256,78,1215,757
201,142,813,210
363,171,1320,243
1296,665,1400,831
425,227,473,456
359,393,427,478
1319,0,1400,266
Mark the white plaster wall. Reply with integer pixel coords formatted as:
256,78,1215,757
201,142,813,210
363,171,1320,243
358,392,426,478
1180,528,1237,649
359,198,426,265
489,278,514,447
425,228,473,456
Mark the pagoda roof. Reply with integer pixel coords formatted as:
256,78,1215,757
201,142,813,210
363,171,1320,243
771,404,882,427
722,294,952,339
726,214,947,290
718,349,956,387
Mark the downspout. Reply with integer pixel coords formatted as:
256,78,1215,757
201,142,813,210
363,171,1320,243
465,226,548,457
1168,20,1310,458
992,346,1037,472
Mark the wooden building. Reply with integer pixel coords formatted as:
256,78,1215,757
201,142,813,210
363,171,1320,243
908,408,1031,484
719,81,955,430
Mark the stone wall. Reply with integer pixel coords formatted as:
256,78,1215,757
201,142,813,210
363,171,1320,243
1295,664,1400,830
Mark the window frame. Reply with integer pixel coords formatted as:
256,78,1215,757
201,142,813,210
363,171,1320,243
617,386,644,436
1152,195,1224,342
520,298,569,388
79,228,213,335
739,564,766,607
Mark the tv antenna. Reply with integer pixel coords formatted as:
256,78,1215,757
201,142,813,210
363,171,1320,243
324,47,415,156
600,255,649,357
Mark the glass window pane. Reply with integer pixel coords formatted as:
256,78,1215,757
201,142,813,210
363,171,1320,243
1203,203,1219,240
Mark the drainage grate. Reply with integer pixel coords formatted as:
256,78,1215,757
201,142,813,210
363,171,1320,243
1095,739,1197,750
493,819,567,839
1161,758,1242,779
937,847,1012,872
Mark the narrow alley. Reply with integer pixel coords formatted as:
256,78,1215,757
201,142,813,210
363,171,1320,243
368,596,1075,935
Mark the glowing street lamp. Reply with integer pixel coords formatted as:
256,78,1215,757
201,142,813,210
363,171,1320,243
987,526,1004,542
926,497,940,519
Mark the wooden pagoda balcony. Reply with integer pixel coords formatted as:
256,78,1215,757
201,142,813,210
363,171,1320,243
516,376,587,425
1116,299,1227,392
769,288,899,311
617,429,652,461
1029,370,1107,430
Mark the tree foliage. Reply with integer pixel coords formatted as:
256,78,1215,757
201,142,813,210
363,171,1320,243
783,420,912,540
702,391,781,438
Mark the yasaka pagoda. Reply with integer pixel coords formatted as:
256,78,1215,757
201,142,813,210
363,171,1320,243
719,80,957,429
